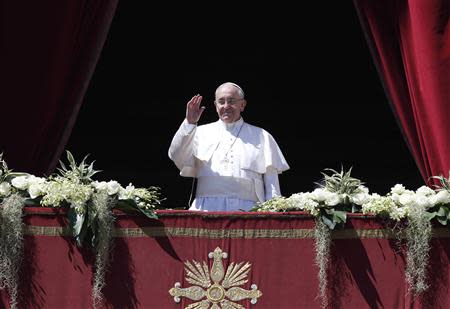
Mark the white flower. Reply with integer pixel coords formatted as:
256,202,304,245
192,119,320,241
361,195,407,221
311,188,341,206
350,186,370,205
27,175,45,184
370,193,381,199
40,177,93,209
390,205,408,221
106,180,122,195
429,190,450,206
391,193,400,203
415,194,431,209
350,192,370,205
398,192,415,206
0,182,11,196
358,186,370,194
125,183,135,191
311,188,328,202
11,175,29,190
288,193,319,216
325,192,341,206
416,186,435,197
28,183,45,199
92,181,108,191
391,184,406,195
118,183,135,200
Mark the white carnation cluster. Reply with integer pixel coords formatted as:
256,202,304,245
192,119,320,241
257,185,371,216
288,193,320,216
361,194,406,221
2,173,160,214
92,181,159,210
361,184,450,220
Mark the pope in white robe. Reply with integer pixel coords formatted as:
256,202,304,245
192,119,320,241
168,82,289,211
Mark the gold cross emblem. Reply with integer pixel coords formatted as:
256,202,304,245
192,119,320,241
169,247,262,308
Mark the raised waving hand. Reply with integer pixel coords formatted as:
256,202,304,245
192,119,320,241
186,94,205,124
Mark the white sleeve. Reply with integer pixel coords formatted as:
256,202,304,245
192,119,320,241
263,167,281,200
168,119,197,172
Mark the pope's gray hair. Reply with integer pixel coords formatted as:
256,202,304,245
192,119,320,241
215,82,245,99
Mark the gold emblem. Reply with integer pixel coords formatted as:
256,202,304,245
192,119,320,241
169,247,262,308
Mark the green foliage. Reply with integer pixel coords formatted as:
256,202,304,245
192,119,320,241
0,152,28,183
54,151,161,247
429,205,450,225
319,166,363,198
430,171,450,193
319,208,347,230
57,150,101,184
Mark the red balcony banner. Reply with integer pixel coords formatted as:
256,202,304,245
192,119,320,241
1,209,449,308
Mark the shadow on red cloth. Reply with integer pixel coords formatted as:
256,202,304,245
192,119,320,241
419,238,449,309
102,237,138,309
18,236,44,309
124,214,182,262
330,225,383,309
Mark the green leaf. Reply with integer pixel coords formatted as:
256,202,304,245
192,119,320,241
351,204,359,213
23,198,42,206
324,208,333,215
424,211,437,221
115,199,140,212
86,203,98,248
333,210,347,224
116,199,158,219
137,207,158,220
437,216,448,225
437,206,449,217
68,207,86,247
321,215,336,230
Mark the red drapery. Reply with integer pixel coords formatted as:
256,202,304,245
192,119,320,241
0,0,118,176
353,0,450,183
1,209,449,308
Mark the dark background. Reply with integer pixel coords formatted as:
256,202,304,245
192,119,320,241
66,2,424,208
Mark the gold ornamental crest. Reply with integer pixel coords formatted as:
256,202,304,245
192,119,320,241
169,247,262,309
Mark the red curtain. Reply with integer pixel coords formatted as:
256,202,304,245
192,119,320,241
353,0,450,183
0,0,118,176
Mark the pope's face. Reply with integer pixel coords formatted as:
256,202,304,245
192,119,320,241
215,85,246,123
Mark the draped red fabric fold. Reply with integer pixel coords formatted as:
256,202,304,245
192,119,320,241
353,0,450,184
0,0,118,176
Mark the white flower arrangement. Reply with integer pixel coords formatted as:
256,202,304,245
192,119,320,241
361,184,450,221
0,152,162,220
256,186,370,217
254,167,450,303
0,151,163,309
255,170,450,228
0,151,163,250
255,167,372,228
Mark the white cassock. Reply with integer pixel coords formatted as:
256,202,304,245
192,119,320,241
168,117,290,211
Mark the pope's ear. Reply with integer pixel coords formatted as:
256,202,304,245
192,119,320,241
241,100,247,111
